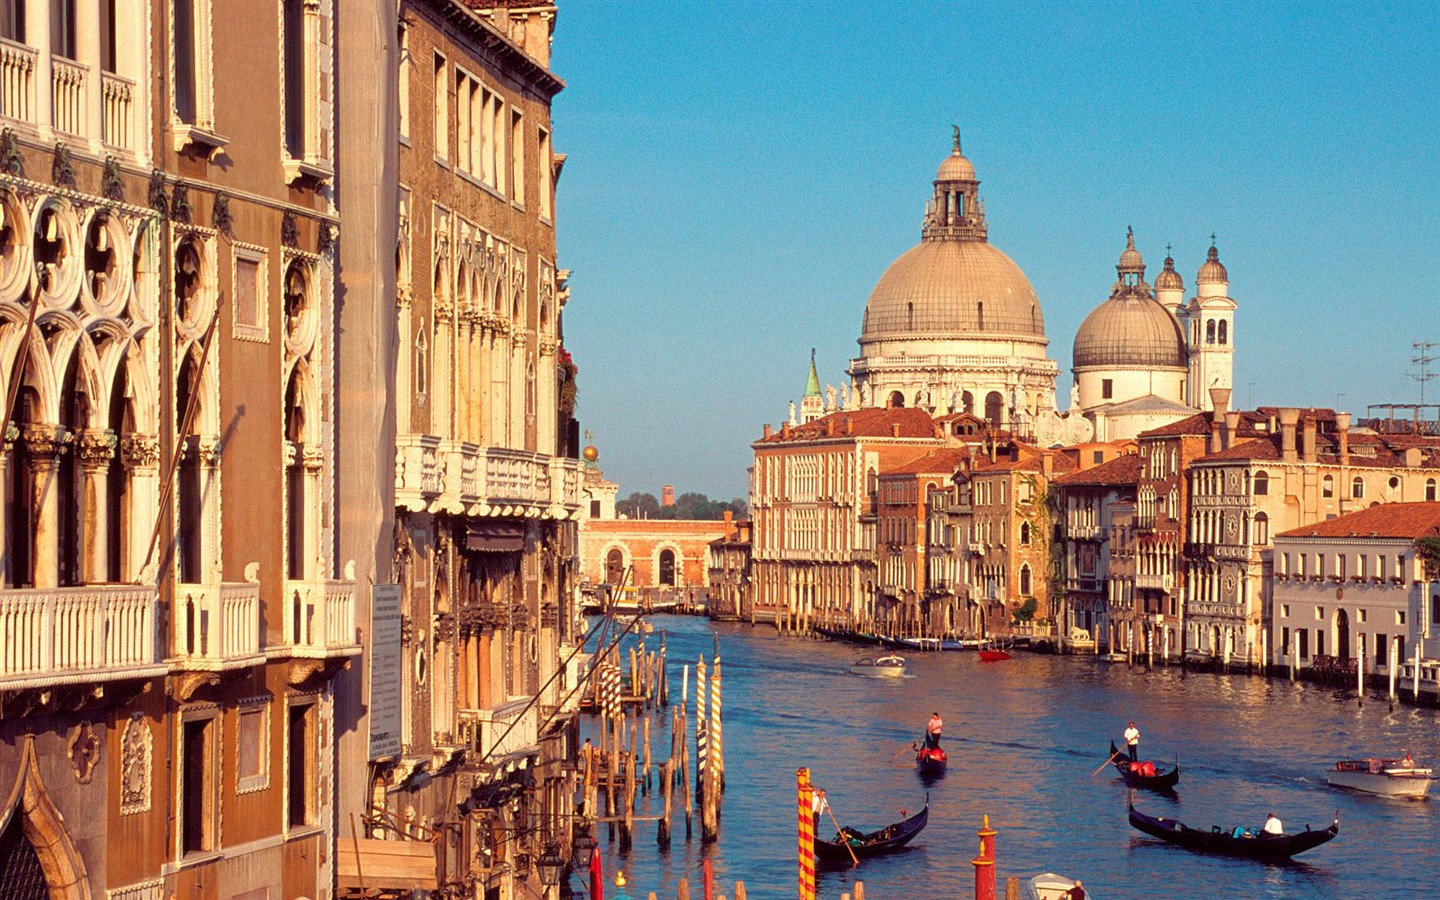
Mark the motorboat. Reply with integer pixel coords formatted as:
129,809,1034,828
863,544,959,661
1027,873,1093,900
849,655,907,677
1127,803,1339,860
1327,757,1433,799
978,639,1013,662
1107,741,1180,790
814,798,929,864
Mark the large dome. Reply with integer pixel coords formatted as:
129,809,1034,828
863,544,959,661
1073,293,1188,369
860,239,1046,341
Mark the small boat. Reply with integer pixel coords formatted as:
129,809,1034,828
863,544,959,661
849,655,907,677
1108,741,1180,790
1027,872,1093,900
915,743,947,774
815,800,929,863
978,640,1013,662
1127,803,1339,860
896,636,943,651
1327,757,1433,799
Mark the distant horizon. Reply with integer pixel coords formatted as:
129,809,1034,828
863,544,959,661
554,1,1440,500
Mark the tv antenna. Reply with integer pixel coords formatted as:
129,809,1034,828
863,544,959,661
1411,341,1439,405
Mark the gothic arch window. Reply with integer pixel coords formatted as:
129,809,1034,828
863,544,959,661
1206,319,1216,344
414,323,428,399
175,350,205,583
1351,476,1365,500
1019,563,1032,596
1217,320,1228,345
1019,522,1031,545
658,549,676,587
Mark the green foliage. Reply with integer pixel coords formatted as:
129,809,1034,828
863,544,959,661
616,491,747,521
1416,536,1440,578
1013,597,1038,624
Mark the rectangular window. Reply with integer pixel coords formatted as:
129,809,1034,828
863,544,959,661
455,72,471,173
1357,608,1366,623
1101,379,1113,400
1280,604,1289,618
1281,626,1290,653
590,500,601,518
433,53,447,163
50,0,77,59
1432,594,1440,626
173,0,197,122
1316,630,1325,656
236,702,269,793
397,21,410,139
1298,628,1309,659
181,715,217,855
492,94,506,193
538,125,552,220
287,701,316,829
100,0,116,72
282,0,305,157
0,0,24,42
1378,555,1387,580
511,108,525,204
232,245,266,341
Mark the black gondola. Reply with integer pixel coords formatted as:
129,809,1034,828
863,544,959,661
1128,803,1339,860
916,743,947,774
815,800,930,863
1108,740,1180,790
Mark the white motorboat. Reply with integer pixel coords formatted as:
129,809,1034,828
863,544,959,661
849,655,907,677
1327,757,1433,799
1027,872,1092,900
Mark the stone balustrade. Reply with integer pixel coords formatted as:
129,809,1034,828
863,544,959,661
285,578,361,658
0,38,36,123
458,697,539,764
171,582,263,669
396,433,583,518
101,70,135,151
50,55,87,136
0,585,164,689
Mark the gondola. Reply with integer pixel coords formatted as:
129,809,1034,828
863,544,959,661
916,743,947,774
1108,741,1180,790
815,800,929,862
1127,803,1339,860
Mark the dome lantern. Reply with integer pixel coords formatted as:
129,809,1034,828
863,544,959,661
923,126,987,242
1197,237,1228,285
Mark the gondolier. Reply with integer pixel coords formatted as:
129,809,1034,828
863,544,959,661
1123,722,1140,762
925,712,943,749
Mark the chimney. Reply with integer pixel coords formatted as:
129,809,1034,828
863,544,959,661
1301,416,1317,463
826,418,836,437
845,418,854,436
1336,413,1350,466
781,422,791,439
891,423,901,438
1041,453,1053,478
1224,411,1240,451
1208,388,1230,454
1209,387,1231,418
1279,408,1300,462
763,423,772,439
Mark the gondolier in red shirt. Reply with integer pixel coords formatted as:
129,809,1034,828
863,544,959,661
925,712,943,749
1123,722,1140,762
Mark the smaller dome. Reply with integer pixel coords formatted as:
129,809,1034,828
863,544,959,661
1073,294,1188,370
1155,253,1184,291
937,150,975,182
1197,243,1228,284
1117,227,1144,272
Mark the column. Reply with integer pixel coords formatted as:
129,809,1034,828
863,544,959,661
197,435,222,583
24,0,52,135
75,429,117,583
77,0,103,151
24,424,65,588
120,434,159,581
302,444,324,579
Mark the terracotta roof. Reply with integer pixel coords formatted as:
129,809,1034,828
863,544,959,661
1195,429,1440,468
1276,502,1440,540
757,407,938,443
883,448,971,476
1139,410,1268,439
1054,453,1141,486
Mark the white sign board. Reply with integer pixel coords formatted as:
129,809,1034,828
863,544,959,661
368,584,403,760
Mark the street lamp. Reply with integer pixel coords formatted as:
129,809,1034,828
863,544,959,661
570,829,596,871
538,845,566,887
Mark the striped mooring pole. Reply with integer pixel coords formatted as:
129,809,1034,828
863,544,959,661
797,767,815,900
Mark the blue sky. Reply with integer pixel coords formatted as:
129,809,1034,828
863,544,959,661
551,1,1440,502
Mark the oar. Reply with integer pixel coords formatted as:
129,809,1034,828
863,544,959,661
822,799,860,868
1091,747,1122,778
888,742,917,764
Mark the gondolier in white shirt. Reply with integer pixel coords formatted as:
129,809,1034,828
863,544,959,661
1123,722,1140,762
925,712,944,749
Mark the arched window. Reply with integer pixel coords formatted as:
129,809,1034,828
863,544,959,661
1428,478,1437,502
1206,319,1216,344
1019,522,1031,545
604,549,624,585
961,391,974,414
658,549,676,586
887,391,905,409
1019,564,1032,596
1254,512,1269,545
1322,474,1334,498
1351,476,1365,499
984,391,1004,427
1218,320,1228,345
1253,471,1269,496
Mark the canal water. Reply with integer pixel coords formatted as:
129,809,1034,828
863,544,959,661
583,615,1439,899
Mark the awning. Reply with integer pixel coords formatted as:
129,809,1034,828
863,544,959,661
336,837,438,896
467,522,525,552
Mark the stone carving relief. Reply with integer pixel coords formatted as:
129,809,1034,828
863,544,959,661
120,713,153,814
68,720,100,784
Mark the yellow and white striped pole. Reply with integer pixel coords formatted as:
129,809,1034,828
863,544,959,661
797,767,816,900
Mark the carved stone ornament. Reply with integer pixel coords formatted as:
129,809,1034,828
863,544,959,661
195,436,222,467
0,127,25,178
170,181,192,224
434,298,453,323
21,423,68,459
432,611,455,644
100,155,125,202
120,713,153,814
51,142,77,189
212,191,233,235
302,445,325,472
147,170,168,216
68,720,101,784
120,433,161,469
281,210,300,248
317,221,335,256
74,429,118,468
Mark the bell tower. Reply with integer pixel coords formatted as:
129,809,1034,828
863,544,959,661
1186,239,1237,412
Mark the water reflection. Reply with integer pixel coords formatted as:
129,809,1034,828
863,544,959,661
583,616,1440,899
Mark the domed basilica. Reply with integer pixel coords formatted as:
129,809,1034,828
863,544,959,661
792,132,1238,447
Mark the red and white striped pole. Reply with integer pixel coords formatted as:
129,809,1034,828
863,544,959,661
796,767,815,900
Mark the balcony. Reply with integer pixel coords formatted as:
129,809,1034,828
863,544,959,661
1134,573,1173,593
396,434,583,519
1068,524,1102,541
0,585,165,690
1,38,36,123
50,55,87,136
285,578,361,659
459,697,540,765
100,71,135,152
170,582,264,670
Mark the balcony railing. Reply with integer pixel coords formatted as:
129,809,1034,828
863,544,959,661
101,71,134,151
50,55,87,136
171,582,263,669
0,585,164,689
0,38,36,123
285,578,361,658
458,697,540,764
397,434,584,518
1068,524,1102,541
1134,573,1173,592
